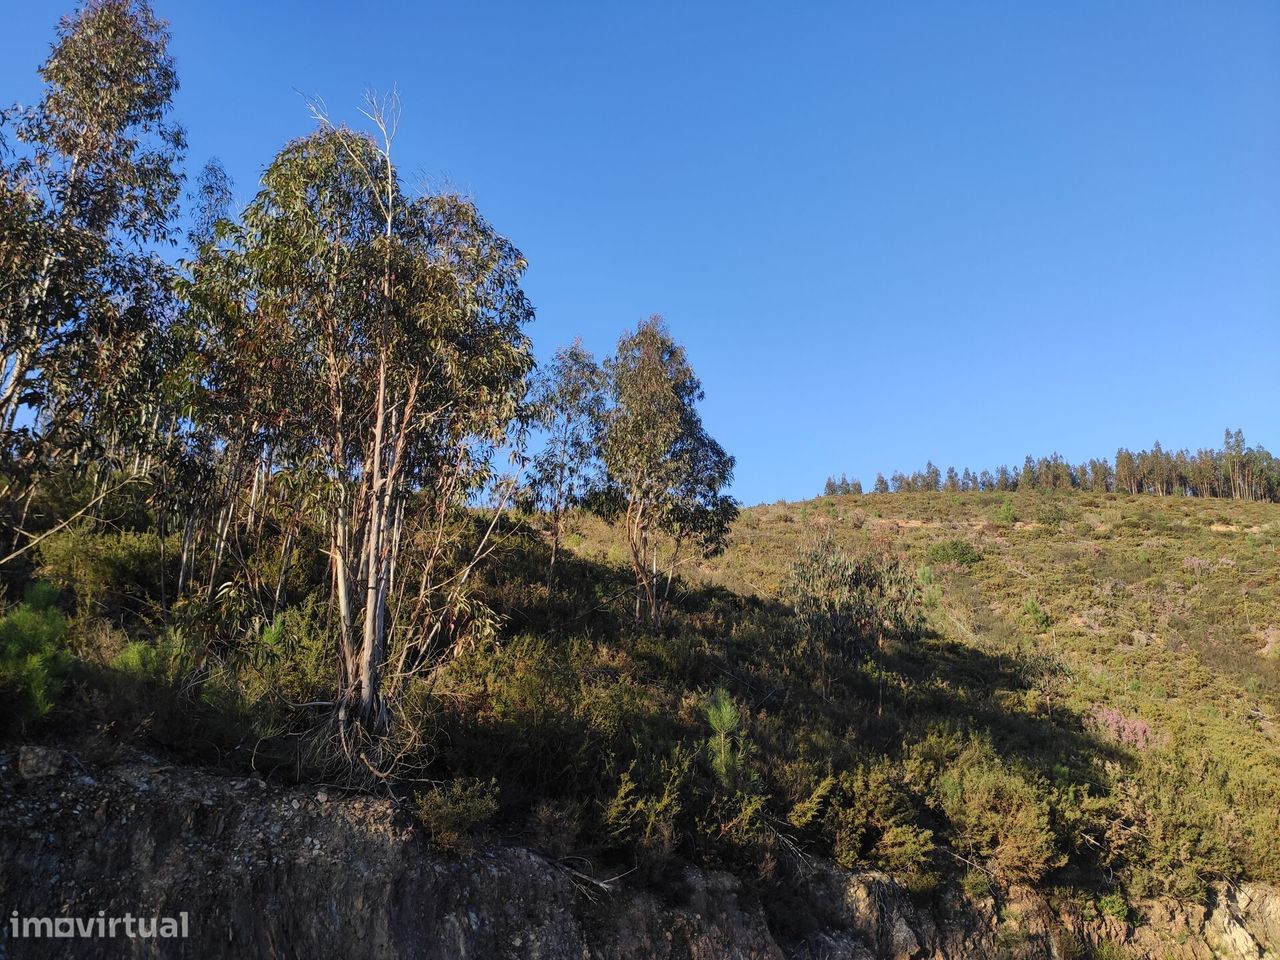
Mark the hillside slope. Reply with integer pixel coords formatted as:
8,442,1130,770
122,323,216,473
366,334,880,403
561,491,1280,898
4,491,1280,958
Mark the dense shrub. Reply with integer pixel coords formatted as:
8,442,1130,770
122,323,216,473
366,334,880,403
936,746,1062,884
39,527,171,623
4,490,1279,905
825,761,935,890
785,535,923,662
0,583,70,730
412,777,499,853
925,539,981,567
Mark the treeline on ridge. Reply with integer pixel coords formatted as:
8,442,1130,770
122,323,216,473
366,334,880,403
824,430,1279,502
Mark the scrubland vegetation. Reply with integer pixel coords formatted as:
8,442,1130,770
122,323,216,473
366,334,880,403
3,3,1279,944
5,476,1279,916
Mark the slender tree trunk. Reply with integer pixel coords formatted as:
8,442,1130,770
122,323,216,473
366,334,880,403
357,357,389,730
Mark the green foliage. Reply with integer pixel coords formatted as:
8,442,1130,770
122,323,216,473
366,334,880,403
526,338,608,581
412,778,499,854
787,774,836,830
599,316,738,622
937,745,1062,883
112,639,160,677
39,526,171,623
827,761,935,889
0,588,70,729
786,534,923,662
995,499,1017,527
925,539,982,567
703,687,746,787
1097,892,1129,922
1023,597,1052,632
0,0,185,450
961,869,993,899
917,565,942,608
603,748,694,869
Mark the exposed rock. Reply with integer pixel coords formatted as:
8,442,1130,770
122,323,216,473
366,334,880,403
0,748,1276,959
17,744,62,780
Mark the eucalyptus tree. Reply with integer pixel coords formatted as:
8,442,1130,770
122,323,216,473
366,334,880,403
0,0,185,561
526,338,606,587
600,316,736,624
188,108,533,736
0,0,184,447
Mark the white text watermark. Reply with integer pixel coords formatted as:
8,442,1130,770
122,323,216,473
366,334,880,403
8,911,189,939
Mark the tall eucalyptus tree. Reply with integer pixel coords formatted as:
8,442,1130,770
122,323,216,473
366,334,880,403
0,0,185,556
600,316,736,624
526,338,606,587
188,108,533,735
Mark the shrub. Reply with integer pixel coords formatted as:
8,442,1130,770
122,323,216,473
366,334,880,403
1023,598,1051,632
602,746,693,870
937,747,1061,884
1098,892,1129,922
925,539,981,567
917,565,942,608
826,761,935,890
961,868,992,899
1085,706,1153,750
994,499,1017,527
0,588,71,730
113,639,161,676
786,535,924,662
39,527,171,623
1035,501,1069,527
412,777,499,853
1104,748,1249,899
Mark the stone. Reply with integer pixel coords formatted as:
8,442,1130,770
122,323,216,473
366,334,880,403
17,745,62,780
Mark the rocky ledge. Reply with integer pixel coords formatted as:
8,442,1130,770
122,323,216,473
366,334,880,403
1,745,1276,959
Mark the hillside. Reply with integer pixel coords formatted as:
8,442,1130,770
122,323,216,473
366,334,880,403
3,3,1277,957
556,490,1280,897
5,490,1280,958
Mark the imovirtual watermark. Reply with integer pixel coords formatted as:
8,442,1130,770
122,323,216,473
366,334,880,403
8,910,189,940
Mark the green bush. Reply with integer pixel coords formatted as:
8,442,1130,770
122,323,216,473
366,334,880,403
1023,597,1052,632
39,526,171,623
113,639,161,676
786,535,924,662
412,777,499,853
602,747,693,870
994,499,1017,527
826,761,935,889
925,539,982,567
0,587,71,730
937,747,1061,883
1097,892,1129,921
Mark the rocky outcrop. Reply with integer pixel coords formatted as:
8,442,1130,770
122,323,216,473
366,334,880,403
1,746,1276,959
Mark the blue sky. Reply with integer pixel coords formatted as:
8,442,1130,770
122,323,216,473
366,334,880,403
4,2,1278,504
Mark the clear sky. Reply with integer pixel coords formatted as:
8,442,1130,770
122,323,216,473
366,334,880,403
4,2,1278,504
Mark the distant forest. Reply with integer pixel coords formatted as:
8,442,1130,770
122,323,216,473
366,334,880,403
823,429,1280,502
